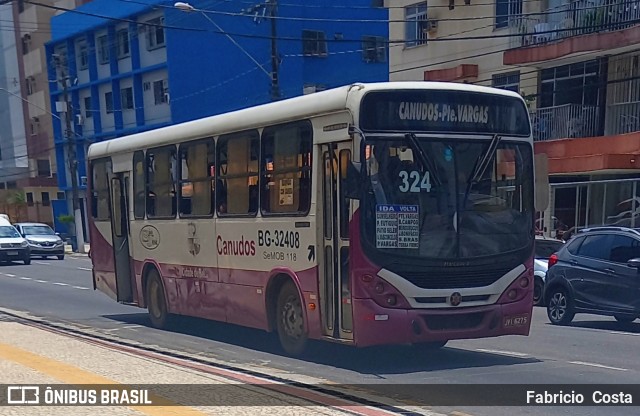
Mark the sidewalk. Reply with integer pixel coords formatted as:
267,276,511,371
0,318,363,415
64,243,90,256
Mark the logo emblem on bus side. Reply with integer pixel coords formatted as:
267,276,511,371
450,292,462,306
140,225,160,250
188,223,201,256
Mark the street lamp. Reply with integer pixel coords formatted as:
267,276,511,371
174,1,280,100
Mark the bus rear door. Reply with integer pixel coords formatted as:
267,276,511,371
319,141,353,341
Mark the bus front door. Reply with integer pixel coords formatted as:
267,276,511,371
320,141,353,341
109,174,133,303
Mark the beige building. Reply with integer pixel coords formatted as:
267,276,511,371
388,0,640,236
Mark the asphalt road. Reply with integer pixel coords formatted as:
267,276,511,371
1,258,639,416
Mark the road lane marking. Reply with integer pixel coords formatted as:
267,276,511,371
52,282,69,286
569,361,628,371
5,274,15,277
72,286,90,290
608,331,640,336
35,261,50,265
122,325,143,330
77,267,92,271
34,280,47,283
19,277,31,280
0,340,208,416
475,348,529,357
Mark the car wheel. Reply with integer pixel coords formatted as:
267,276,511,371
23,258,31,265
57,255,65,260
614,314,636,323
276,281,307,356
146,269,170,329
533,278,545,306
546,287,575,325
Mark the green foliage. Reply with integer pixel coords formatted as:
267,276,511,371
58,214,75,224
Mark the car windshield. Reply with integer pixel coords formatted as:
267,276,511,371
534,239,564,259
22,225,55,236
362,137,534,259
0,226,21,238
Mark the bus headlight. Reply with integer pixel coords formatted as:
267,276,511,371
374,282,384,294
20,241,28,247
386,295,397,306
519,276,529,288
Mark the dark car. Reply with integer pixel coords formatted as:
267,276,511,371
544,227,640,325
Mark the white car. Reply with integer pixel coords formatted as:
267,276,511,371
533,236,564,306
0,218,30,265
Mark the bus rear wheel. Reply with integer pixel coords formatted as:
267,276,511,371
276,281,307,356
146,269,169,329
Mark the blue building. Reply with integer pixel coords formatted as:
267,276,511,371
46,0,388,236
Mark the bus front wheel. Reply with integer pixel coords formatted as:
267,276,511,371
276,281,308,356
146,269,169,329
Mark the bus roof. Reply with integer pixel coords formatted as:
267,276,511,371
87,81,523,160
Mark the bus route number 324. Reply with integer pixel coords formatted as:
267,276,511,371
258,230,301,249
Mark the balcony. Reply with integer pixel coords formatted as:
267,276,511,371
531,104,600,141
605,101,640,135
510,0,640,48
505,0,640,64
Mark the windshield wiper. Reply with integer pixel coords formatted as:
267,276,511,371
468,134,502,186
405,133,441,187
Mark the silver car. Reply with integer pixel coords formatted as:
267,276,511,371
14,223,65,260
533,236,564,306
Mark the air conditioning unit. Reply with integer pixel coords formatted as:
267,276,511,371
32,116,39,123
80,176,88,186
426,19,438,33
143,81,151,91
76,114,84,125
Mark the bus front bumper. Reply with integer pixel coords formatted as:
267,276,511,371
352,298,532,348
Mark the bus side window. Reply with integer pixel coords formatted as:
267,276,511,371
133,151,145,219
216,130,259,216
146,146,177,218
179,138,214,217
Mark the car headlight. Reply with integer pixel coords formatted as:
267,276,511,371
56,240,64,246
21,241,28,247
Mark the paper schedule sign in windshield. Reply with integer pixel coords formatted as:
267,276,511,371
375,205,419,249
360,90,530,136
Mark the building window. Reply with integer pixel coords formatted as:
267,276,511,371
97,35,109,64
105,91,114,114
133,151,145,219
26,77,36,95
302,30,327,56
116,29,130,59
362,36,386,63
146,146,177,218
84,96,92,118
405,3,428,47
179,139,215,217
153,80,168,105
37,159,51,177
26,193,34,207
57,192,65,200
6,181,17,189
146,17,165,50
30,117,40,136
77,39,88,70
539,60,600,108
41,192,50,207
121,87,134,110
492,71,521,92
496,0,523,29
216,131,259,216
21,34,31,55
261,121,313,215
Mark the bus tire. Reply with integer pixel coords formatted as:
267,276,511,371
146,269,169,329
276,281,307,356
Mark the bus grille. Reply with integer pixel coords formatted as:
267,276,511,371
400,267,512,289
423,312,485,331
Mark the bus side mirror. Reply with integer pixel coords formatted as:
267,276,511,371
344,161,361,200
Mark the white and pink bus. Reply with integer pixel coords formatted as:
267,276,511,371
88,82,541,355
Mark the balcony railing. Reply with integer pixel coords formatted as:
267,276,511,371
508,0,640,48
605,101,640,135
531,104,600,141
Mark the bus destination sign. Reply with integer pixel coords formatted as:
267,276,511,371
360,90,531,136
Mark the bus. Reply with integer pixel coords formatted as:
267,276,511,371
88,82,541,355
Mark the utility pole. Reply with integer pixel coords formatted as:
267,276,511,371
267,0,280,101
54,55,86,254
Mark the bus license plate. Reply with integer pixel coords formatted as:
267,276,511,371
503,314,528,327
7,251,18,256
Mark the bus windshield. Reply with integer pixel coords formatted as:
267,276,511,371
362,137,533,259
